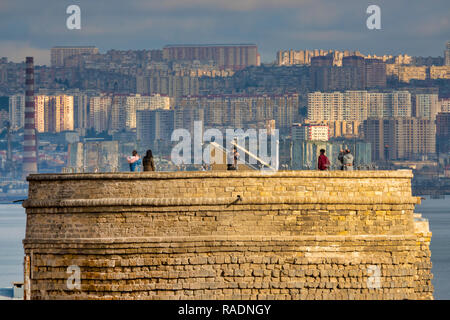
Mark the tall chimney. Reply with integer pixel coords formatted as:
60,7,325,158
23,57,38,178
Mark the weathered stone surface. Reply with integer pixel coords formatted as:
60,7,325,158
22,170,433,300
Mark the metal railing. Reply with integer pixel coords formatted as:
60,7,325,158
209,141,276,171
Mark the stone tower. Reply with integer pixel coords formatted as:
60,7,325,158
22,170,433,299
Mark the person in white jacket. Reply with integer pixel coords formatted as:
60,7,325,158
343,149,354,171
127,150,141,172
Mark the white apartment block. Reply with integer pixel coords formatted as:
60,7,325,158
292,123,329,141
389,91,411,117
177,94,298,130
8,94,25,129
344,91,368,121
34,95,48,132
308,91,411,122
307,92,344,121
58,95,74,132
90,93,173,132
125,94,172,130
72,94,89,129
89,95,112,133
110,95,128,131
415,94,439,120
34,95,74,132
440,98,450,113
368,92,385,118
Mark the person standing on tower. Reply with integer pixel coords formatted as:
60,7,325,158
318,149,330,171
343,149,354,171
127,150,141,172
143,149,155,172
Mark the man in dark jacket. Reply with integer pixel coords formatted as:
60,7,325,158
338,149,345,170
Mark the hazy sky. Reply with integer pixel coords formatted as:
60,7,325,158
0,0,449,65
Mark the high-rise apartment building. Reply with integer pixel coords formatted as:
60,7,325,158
126,94,172,130
440,98,450,113
34,95,48,132
367,92,385,118
89,95,112,133
278,49,345,66
291,123,329,141
369,90,411,118
136,109,174,149
34,95,74,132
277,49,410,67
342,56,366,89
310,55,385,91
436,112,450,154
72,94,89,130
365,59,387,88
86,93,174,133
110,95,128,131
137,74,199,100
307,91,344,121
163,44,259,70
310,56,334,67
174,105,204,137
108,93,173,131
51,46,99,67
176,94,298,131
8,94,25,129
388,64,450,81
58,95,74,132
343,91,368,121
415,94,439,120
429,66,450,79
310,57,335,91
364,118,391,161
388,91,412,117
364,117,435,161
398,66,427,83
308,91,411,122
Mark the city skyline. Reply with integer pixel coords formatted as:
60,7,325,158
0,0,449,65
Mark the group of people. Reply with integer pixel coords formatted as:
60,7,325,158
318,148,354,171
126,149,155,172
128,147,352,172
128,146,240,172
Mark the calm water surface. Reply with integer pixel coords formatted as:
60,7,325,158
417,196,450,300
0,198,449,298
0,204,26,288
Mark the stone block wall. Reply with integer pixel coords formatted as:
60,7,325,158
22,170,433,299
